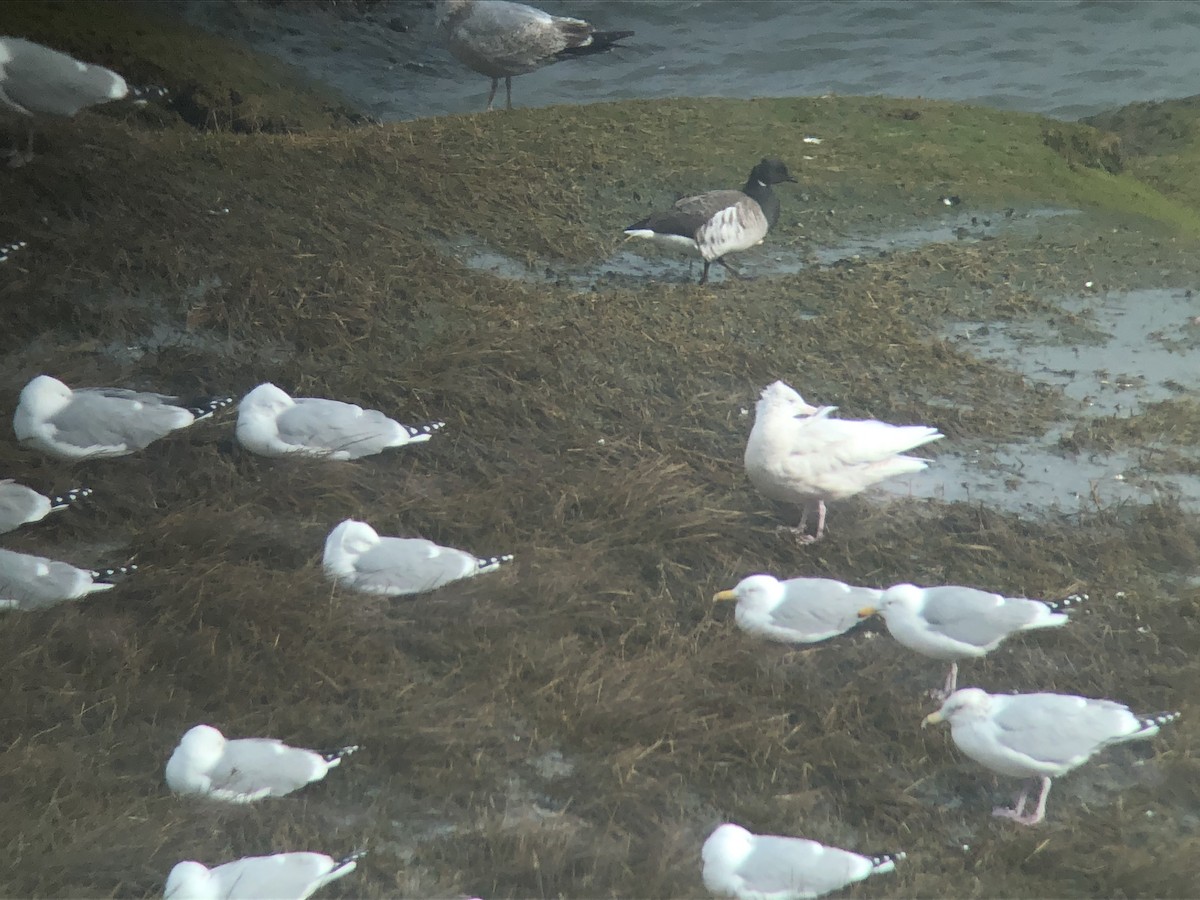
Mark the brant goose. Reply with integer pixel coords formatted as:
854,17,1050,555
744,380,942,542
436,0,634,111
624,158,796,285
712,574,882,645
0,480,91,534
166,851,365,900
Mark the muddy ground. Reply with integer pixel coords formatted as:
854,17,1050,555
3,4,1200,898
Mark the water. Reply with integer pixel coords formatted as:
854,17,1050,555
165,0,1200,121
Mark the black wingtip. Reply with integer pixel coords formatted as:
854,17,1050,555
322,744,360,764
556,29,634,59
1047,592,1087,612
0,239,27,263
1141,710,1182,729
186,395,235,419
405,420,446,439
90,563,138,583
49,486,93,507
338,849,368,867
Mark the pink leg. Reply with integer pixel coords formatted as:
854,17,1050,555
993,776,1052,826
812,500,827,541
929,662,958,701
782,501,824,544
485,78,499,111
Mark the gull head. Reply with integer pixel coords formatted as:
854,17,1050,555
239,382,295,416
923,687,992,728
177,724,227,760
714,574,784,614
323,519,381,578
872,583,925,619
164,861,212,900
701,823,756,894
18,374,73,419
755,380,819,419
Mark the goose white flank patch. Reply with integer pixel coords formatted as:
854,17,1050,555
165,724,358,804
702,823,904,900
437,0,634,111
924,688,1180,826
165,850,365,900
0,36,128,164
0,479,90,534
13,375,233,461
624,158,796,285
236,382,443,460
713,574,881,645
0,547,134,611
861,583,1085,697
323,518,513,597
743,380,943,542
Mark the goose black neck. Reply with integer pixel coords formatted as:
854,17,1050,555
743,176,781,229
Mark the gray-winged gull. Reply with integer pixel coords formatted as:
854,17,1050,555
702,823,904,900
165,724,358,804
713,574,881,645
436,0,634,111
13,375,233,461
323,518,513,597
0,36,129,165
861,583,1085,697
0,546,134,611
165,850,366,900
624,159,797,285
236,382,444,460
744,380,943,542
0,479,91,534
924,688,1180,825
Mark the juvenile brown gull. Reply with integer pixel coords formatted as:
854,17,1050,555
702,823,904,900
713,574,881,644
165,850,365,900
165,724,358,804
0,547,133,611
744,380,943,542
624,158,796,285
436,0,634,111
0,479,90,534
924,688,1180,826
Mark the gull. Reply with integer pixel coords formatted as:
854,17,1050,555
860,583,1085,698
624,158,797,285
713,574,881,644
744,380,943,542
13,375,232,461
437,0,634,111
0,479,91,533
702,823,904,900
0,547,134,611
323,518,513,597
165,850,365,900
0,36,128,166
236,382,444,460
924,688,1180,826
165,724,358,804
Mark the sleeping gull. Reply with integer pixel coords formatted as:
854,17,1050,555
323,518,513,597
624,158,797,285
0,479,91,533
702,823,904,900
744,380,943,542
860,583,1085,697
165,850,366,900
713,574,881,645
13,375,233,461
165,724,358,804
0,36,129,165
436,0,634,111
924,688,1180,825
0,547,134,611
236,382,444,460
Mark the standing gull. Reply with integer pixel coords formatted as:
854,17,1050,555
924,688,1180,825
237,382,444,460
702,823,904,900
165,724,358,804
744,380,943,542
0,480,91,534
624,158,797,285
323,518,513,597
0,37,128,165
713,574,881,645
437,0,634,111
0,547,134,611
13,375,232,461
860,583,1085,697
165,850,365,900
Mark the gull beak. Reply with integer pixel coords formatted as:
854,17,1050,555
713,590,738,604
858,606,878,619
922,711,945,729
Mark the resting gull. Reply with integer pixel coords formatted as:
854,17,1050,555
702,823,904,900
744,380,943,542
165,850,366,900
323,518,513,597
0,547,134,611
0,36,129,165
236,382,443,460
713,574,881,645
624,158,797,285
924,688,1180,825
165,724,358,804
436,0,634,111
0,479,91,534
13,375,233,461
